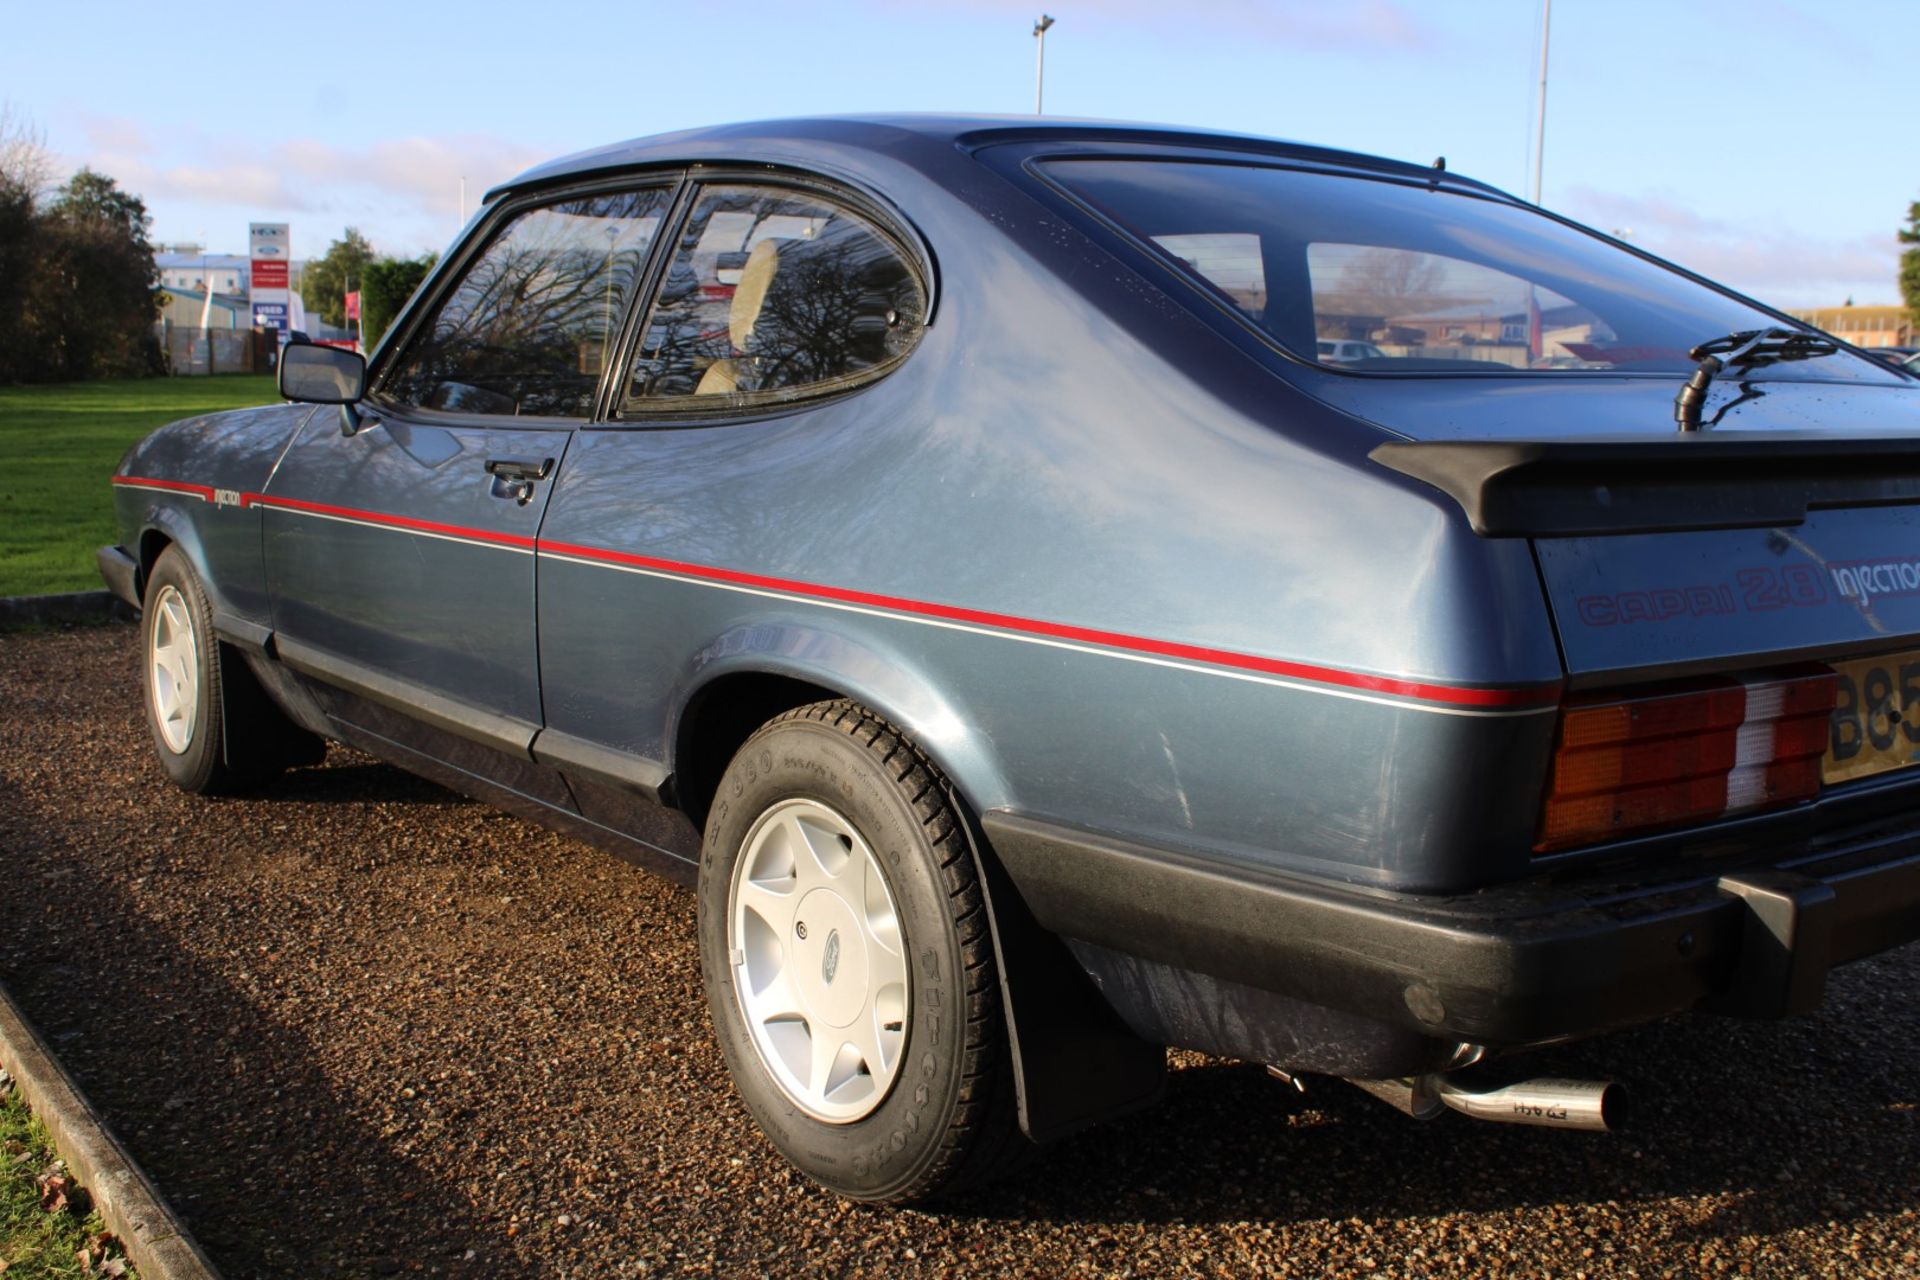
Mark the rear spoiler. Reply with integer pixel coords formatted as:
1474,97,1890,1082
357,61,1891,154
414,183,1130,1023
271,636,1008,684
1370,432,1920,537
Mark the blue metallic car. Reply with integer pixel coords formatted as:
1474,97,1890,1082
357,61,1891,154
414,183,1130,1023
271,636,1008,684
102,116,1920,1202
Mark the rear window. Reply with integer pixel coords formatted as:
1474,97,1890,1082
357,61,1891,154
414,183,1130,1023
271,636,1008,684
1047,159,1895,382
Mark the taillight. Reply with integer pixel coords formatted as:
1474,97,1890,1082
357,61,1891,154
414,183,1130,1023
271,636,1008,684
1535,669,1838,852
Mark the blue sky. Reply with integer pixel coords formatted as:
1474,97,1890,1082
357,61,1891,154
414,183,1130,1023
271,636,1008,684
6,0,1911,307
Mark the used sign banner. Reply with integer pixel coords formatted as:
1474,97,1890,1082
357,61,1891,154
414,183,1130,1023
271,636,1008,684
249,222,291,332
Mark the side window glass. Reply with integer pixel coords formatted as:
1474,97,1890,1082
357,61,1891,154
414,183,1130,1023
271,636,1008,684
624,184,925,408
383,187,671,418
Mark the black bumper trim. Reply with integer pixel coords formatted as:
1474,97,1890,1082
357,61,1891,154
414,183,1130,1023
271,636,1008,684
276,635,539,758
96,545,139,611
211,610,274,654
981,810,1920,1047
1706,872,1835,1018
529,728,671,804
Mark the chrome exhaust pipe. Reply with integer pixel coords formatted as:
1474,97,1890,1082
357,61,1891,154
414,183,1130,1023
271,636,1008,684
1343,1070,1625,1132
1433,1076,1624,1132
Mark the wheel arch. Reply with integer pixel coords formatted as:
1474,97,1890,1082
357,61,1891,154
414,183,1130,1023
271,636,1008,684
132,505,215,609
666,624,1012,831
136,526,173,585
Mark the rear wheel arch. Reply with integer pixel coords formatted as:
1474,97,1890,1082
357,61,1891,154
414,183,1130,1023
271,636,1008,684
666,642,1009,831
673,670,844,830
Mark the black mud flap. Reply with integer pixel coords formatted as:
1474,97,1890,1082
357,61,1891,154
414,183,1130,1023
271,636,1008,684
955,795,1167,1144
219,640,328,771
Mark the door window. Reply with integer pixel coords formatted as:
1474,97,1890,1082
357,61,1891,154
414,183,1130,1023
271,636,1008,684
383,187,672,418
622,184,926,409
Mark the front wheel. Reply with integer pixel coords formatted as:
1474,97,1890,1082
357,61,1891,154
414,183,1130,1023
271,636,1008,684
141,547,293,794
696,701,1025,1202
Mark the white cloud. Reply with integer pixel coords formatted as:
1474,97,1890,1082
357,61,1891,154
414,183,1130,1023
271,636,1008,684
1561,185,1901,309
63,116,552,254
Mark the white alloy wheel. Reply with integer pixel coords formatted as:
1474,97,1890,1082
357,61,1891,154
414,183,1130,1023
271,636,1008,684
147,583,199,754
728,797,910,1123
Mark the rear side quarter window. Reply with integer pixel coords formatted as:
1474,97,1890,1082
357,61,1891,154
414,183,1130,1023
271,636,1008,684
621,184,927,413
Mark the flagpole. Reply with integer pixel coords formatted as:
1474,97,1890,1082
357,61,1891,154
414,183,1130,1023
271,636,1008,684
1531,0,1552,206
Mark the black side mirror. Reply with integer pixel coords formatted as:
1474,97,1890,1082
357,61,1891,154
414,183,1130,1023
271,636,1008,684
279,343,366,405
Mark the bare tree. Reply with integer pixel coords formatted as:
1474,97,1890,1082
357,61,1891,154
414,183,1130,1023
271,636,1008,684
0,103,55,201
0,105,49,381
1319,247,1447,321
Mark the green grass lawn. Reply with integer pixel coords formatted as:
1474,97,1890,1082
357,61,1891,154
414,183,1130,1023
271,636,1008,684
0,375,279,598
1,1088,137,1277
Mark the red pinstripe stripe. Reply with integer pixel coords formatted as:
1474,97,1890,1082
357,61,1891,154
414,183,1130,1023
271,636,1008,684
243,493,537,550
538,539,1561,709
114,475,1561,710
111,476,214,501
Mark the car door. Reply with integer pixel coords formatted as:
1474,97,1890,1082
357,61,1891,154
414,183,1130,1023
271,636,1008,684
261,182,677,776
529,179,933,836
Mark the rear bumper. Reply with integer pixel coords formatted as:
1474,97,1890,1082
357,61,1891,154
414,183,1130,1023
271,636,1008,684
982,810,1920,1049
97,545,140,611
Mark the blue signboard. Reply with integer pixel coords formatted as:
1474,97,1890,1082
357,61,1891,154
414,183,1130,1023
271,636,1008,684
252,302,288,332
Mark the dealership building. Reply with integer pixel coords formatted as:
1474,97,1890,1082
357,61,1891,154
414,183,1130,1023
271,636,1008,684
1787,304,1914,350
151,244,352,342
154,259,303,332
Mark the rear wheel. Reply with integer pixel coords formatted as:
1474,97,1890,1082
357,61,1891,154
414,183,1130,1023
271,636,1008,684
141,547,296,794
696,700,1025,1202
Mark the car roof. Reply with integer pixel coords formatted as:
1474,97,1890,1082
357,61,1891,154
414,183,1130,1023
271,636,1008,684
488,114,1507,203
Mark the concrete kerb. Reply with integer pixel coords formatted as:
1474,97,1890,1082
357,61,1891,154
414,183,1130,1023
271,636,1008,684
0,982,220,1280
0,591,135,631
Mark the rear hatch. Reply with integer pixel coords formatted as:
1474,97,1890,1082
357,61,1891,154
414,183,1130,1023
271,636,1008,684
1371,376,1920,802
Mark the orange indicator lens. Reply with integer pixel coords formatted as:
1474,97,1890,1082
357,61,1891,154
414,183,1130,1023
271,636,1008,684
1536,671,1838,852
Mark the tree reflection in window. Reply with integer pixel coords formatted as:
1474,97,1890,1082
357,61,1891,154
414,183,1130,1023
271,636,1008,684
385,188,669,418
626,186,924,407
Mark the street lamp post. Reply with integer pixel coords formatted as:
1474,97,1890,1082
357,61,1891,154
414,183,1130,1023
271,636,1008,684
1033,14,1054,115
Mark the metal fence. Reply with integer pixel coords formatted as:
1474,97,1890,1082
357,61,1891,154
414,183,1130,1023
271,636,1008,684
155,322,272,376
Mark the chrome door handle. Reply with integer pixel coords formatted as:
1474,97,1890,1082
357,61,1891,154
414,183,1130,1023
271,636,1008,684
483,456,554,481
485,456,554,505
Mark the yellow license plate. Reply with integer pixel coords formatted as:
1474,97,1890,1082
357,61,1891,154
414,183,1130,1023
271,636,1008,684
1824,652,1920,785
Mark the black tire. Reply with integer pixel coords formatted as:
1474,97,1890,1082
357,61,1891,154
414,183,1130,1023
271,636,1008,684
697,700,1026,1203
140,546,292,795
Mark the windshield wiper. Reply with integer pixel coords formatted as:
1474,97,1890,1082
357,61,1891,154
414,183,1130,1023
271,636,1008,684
1675,327,1839,432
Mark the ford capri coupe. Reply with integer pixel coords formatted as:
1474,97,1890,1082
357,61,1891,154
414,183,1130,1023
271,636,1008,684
103,116,1920,1202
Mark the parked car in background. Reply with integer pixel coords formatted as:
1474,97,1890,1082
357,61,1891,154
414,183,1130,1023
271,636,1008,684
1316,338,1387,365
100,116,1920,1203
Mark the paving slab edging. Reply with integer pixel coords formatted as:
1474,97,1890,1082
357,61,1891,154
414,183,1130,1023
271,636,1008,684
0,982,220,1280
0,590,135,631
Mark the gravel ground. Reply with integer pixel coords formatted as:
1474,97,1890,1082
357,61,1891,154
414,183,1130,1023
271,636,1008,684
1,623,1917,1278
